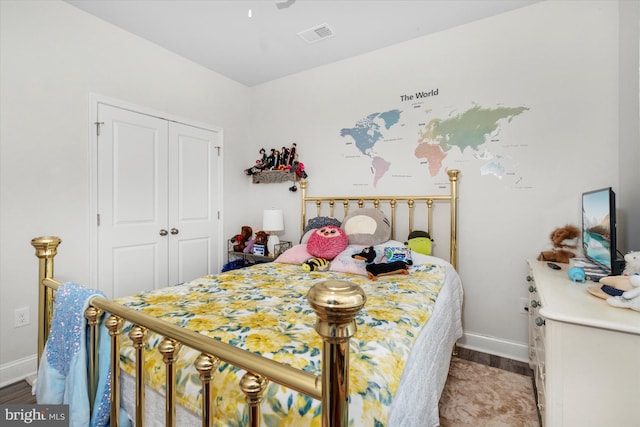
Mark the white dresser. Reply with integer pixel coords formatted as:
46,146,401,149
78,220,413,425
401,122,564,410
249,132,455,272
527,260,640,427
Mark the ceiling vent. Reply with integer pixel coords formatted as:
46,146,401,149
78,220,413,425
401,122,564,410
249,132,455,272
297,23,335,44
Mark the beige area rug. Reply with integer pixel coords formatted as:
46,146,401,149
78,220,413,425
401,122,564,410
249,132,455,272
439,358,540,427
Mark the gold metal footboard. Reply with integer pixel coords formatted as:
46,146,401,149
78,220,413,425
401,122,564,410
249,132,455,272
32,237,366,427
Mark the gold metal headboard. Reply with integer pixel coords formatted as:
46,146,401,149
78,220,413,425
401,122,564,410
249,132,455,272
300,169,460,269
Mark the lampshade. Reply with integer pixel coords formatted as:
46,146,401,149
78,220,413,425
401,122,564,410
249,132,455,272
263,209,284,255
262,209,284,232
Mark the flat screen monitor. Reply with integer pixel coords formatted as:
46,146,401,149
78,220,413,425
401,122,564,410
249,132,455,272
581,187,617,274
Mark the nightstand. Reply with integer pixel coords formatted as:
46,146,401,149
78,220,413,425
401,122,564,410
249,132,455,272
227,241,291,266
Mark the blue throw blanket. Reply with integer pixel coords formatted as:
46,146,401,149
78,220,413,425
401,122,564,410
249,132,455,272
36,282,130,427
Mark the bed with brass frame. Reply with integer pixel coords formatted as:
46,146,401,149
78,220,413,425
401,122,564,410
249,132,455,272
33,169,461,427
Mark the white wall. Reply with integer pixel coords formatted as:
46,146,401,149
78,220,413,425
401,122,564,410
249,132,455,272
618,0,640,252
241,0,636,360
0,0,250,386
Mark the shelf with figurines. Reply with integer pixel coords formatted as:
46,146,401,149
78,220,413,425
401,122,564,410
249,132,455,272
243,143,308,189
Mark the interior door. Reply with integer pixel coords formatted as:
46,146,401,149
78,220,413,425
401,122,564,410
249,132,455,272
97,104,169,298
168,122,219,285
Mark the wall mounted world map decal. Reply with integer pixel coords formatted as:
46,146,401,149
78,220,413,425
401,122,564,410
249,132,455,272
340,102,529,189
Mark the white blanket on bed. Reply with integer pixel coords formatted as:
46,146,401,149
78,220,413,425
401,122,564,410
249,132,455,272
388,260,463,426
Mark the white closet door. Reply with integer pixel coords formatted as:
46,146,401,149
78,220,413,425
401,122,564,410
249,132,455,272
168,122,219,285
97,104,169,298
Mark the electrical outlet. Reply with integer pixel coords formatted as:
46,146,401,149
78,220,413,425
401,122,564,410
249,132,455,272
519,297,529,315
14,307,30,328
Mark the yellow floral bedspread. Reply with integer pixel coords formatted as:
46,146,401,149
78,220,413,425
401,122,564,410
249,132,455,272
115,262,446,426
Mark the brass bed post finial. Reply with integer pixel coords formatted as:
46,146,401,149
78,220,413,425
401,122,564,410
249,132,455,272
105,315,124,427
129,325,149,426
31,236,62,367
159,337,182,427
447,170,460,270
307,280,366,427
196,353,221,427
240,372,269,427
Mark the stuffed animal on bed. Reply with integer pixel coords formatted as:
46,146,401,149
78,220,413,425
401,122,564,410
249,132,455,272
302,257,330,272
405,230,433,256
537,224,580,264
341,208,391,245
352,246,413,281
307,225,348,260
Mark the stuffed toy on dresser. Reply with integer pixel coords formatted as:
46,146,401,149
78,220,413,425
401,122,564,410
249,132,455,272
537,224,581,263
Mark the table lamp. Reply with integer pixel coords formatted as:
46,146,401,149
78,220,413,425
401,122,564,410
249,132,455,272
263,209,284,255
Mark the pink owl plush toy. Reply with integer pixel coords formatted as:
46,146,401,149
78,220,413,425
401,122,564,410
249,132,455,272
306,225,348,260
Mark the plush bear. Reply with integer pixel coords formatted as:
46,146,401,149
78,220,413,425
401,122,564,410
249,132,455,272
306,225,348,260
254,230,269,255
405,230,433,256
623,251,640,276
230,226,253,252
606,275,640,311
537,224,580,264
352,246,413,281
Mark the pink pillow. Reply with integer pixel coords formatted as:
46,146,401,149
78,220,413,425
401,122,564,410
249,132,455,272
274,244,312,265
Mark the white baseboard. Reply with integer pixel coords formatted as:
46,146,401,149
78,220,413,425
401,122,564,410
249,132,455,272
457,331,529,363
0,354,37,388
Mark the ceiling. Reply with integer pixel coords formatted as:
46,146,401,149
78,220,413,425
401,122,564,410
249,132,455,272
65,0,540,87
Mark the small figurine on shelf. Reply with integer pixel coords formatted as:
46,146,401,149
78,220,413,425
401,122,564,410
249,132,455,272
288,143,297,166
243,148,267,175
291,160,308,179
265,149,276,170
279,146,290,168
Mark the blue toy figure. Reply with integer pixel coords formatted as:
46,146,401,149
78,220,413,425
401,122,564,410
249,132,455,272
567,266,586,283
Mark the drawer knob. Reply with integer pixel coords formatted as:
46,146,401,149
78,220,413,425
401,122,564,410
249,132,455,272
535,317,545,327
531,300,540,308
526,275,534,282
528,285,537,293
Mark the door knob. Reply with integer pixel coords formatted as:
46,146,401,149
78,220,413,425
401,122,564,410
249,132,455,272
170,228,179,235
159,229,168,236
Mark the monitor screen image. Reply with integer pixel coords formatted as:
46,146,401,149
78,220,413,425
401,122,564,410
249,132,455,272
581,187,616,272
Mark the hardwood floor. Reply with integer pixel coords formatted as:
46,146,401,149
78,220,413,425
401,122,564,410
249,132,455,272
0,379,36,404
455,346,533,377
0,348,533,404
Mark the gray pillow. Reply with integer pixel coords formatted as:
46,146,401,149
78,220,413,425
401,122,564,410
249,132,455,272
341,208,391,245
